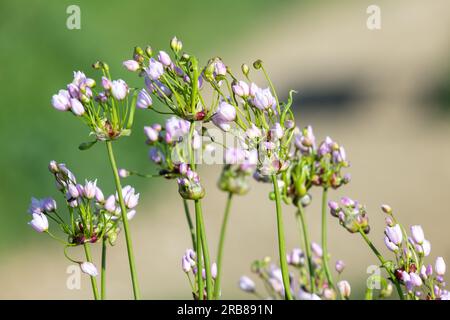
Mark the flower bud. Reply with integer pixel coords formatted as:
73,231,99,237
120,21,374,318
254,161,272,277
335,260,345,274
136,89,153,109
42,197,57,212
84,179,97,199
122,60,140,72
435,257,446,276
158,51,171,66
239,276,255,292
337,280,351,298
118,168,130,178
381,204,392,214
410,225,424,244
311,242,323,257
104,195,116,213
95,187,104,203
385,224,403,245
29,213,49,233
232,80,250,97
253,59,262,69
80,262,98,277
409,272,422,287
70,98,85,116
144,126,159,142
170,36,182,53
146,58,164,80
48,160,59,173
384,236,399,252
182,256,191,273
111,79,128,100
51,89,71,111
421,239,431,256
241,64,249,76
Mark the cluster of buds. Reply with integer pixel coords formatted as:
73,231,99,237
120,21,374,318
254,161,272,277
380,205,449,299
181,249,217,300
218,147,257,195
328,197,369,234
51,63,136,143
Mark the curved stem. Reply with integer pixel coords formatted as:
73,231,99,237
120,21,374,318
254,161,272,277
271,175,293,300
358,228,404,300
183,199,196,249
321,188,335,290
195,199,213,300
101,238,107,300
83,243,99,300
295,204,315,293
214,192,233,299
106,140,141,300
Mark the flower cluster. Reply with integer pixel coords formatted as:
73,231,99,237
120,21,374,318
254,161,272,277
51,64,135,143
181,249,217,299
328,197,369,234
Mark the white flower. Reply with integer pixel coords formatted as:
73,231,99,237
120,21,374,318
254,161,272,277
80,262,98,277
29,213,49,233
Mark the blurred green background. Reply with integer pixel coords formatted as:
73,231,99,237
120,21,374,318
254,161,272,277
0,0,449,299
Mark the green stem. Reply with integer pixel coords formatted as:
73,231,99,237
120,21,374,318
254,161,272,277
271,175,293,300
295,204,315,294
214,192,233,299
195,199,213,300
101,237,107,300
106,140,141,300
83,243,99,300
183,199,196,249
358,228,404,300
195,202,204,300
321,188,335,290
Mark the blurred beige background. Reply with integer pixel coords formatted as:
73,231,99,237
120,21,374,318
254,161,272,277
1,0,449,299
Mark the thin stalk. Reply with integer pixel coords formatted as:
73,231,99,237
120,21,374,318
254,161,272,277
101,237,107,300
183,199,196,249
195,199,213,300
321,188,335,290
213,192,233,299
106,140,141,300
271,175,293,300
83,243,99,300
295,204,315,293
358,228,404,300
195,203,204,300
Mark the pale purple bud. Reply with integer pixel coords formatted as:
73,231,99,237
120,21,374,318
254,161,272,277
249,82,259,96
401,271,411,283
211,263,217,279
158,51,171,66
84,180,97,199
122,60,140,72
232,81,250,97
385,224,403,245
214,60,227,76
385,216,394,227
118,168,130,178
420,265,427,280
410,225,424,245
340,197,355,207
335,260,345,273
67,83,80,99
149,147,164,164
337,280,351,298
51,89,71,111
284,120,295,129
384,236,399,252
127,209,136,220
70,98,85,116
435,257,446,276
179,163,188,175
80,262,98,277
136,89,153,109
165,117,190,141
421,239,431,256
111,79,128,100
42,197,57,212
68,184,80,198
426,264,433,276
252,87,276,110
101,77,112,90
29,213,49,233
104,195,116,213
182,256,191,273
409,272,422,287
311,242,323,257
123,186,139,209
328,201,339,211
239,276,255,292
144,126,159,142
95,187,104,203
146,58,164,80
270,123,284,140
28,197,43,214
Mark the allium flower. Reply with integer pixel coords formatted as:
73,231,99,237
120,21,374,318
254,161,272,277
435,257,446,276
41,197,57,212
286,248,304,266
158,51,171,66
51,89,71,111
212,101,236,132
146,58,164,80
122,60,140,72
144,126,159,142
28,197,43,214
83,180,97,199
214,59,227,76
104,195,116,213
252,87,276,111
337,280,351,298
122,185,139,209
409,272,422,287
239,276,255,292
410,225,424,245
110,79,128,100
311,242,323,257
232,81,250,97
118,168,130,178
182,256,192,273
294,125,316,154
149,147,165,164
95,187,105,203
384,236,399,252
385,224,403,245
80,262,98,277
165,117,190,142
420,239,431,256
29,213,49,233
136,89,152,109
